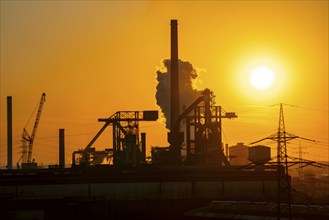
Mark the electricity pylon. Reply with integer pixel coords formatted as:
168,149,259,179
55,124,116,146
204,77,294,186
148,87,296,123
250,103,316,220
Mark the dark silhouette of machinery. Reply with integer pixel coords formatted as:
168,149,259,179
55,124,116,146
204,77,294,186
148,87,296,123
153,89,237,166
163,20,237,166
17,93,46,169
72,20,237,168
72,110,158,166
178,88,237,166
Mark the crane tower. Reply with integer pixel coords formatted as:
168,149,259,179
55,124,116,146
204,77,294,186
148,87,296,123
18,93,46,169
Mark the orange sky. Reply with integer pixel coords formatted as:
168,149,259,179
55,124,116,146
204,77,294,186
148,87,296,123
1,1,328,166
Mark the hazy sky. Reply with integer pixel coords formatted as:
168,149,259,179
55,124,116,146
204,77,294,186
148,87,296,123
1,1,328,166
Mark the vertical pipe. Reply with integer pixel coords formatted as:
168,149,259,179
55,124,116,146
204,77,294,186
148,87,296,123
7,96,13,169
186,120,190,164
59,128,65,168
225,144,229,159
170,19,179,132
132,135,136,166
141,132,146,163
113,123,117,165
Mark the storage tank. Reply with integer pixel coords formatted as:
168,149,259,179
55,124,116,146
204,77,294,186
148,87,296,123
229,143,249,165
248,145,271,163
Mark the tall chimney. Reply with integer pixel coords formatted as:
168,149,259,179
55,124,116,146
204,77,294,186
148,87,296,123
170,19,179,131
59,128,65,168
7,96,13,169
168,20,183,165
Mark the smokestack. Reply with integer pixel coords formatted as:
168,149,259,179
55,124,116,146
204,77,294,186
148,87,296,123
170,19,179,131
167,20,184,165
7,96,12,169
59,129,65,168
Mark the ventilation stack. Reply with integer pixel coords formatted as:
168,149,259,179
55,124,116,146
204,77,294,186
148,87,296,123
7,96,13,169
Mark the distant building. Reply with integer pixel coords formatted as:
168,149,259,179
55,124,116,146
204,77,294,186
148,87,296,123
229,143,249,165
248,145,271,164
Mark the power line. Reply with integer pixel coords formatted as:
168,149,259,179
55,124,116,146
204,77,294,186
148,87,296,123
293,105,328,113
236,105,275,113
236,103,328,114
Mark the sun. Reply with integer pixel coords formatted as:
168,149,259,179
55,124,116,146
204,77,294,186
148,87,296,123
249,66,275,90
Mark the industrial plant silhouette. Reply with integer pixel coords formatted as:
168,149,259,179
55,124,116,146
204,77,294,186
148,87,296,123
1,20,328,220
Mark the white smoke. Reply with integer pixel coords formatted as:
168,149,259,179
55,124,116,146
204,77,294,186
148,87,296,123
155,59,203,129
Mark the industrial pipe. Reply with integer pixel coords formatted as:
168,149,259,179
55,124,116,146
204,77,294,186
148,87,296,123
59,129,65,168
7,96,13,169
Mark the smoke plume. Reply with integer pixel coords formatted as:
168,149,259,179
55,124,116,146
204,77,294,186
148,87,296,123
156,59,203,129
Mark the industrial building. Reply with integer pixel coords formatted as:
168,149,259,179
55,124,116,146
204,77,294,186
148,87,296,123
229,143,249,165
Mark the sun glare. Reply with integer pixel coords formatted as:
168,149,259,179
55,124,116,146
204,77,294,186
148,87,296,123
249,66,275,90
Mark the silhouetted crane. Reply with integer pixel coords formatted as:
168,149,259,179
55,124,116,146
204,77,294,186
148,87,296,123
17,93,46,169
